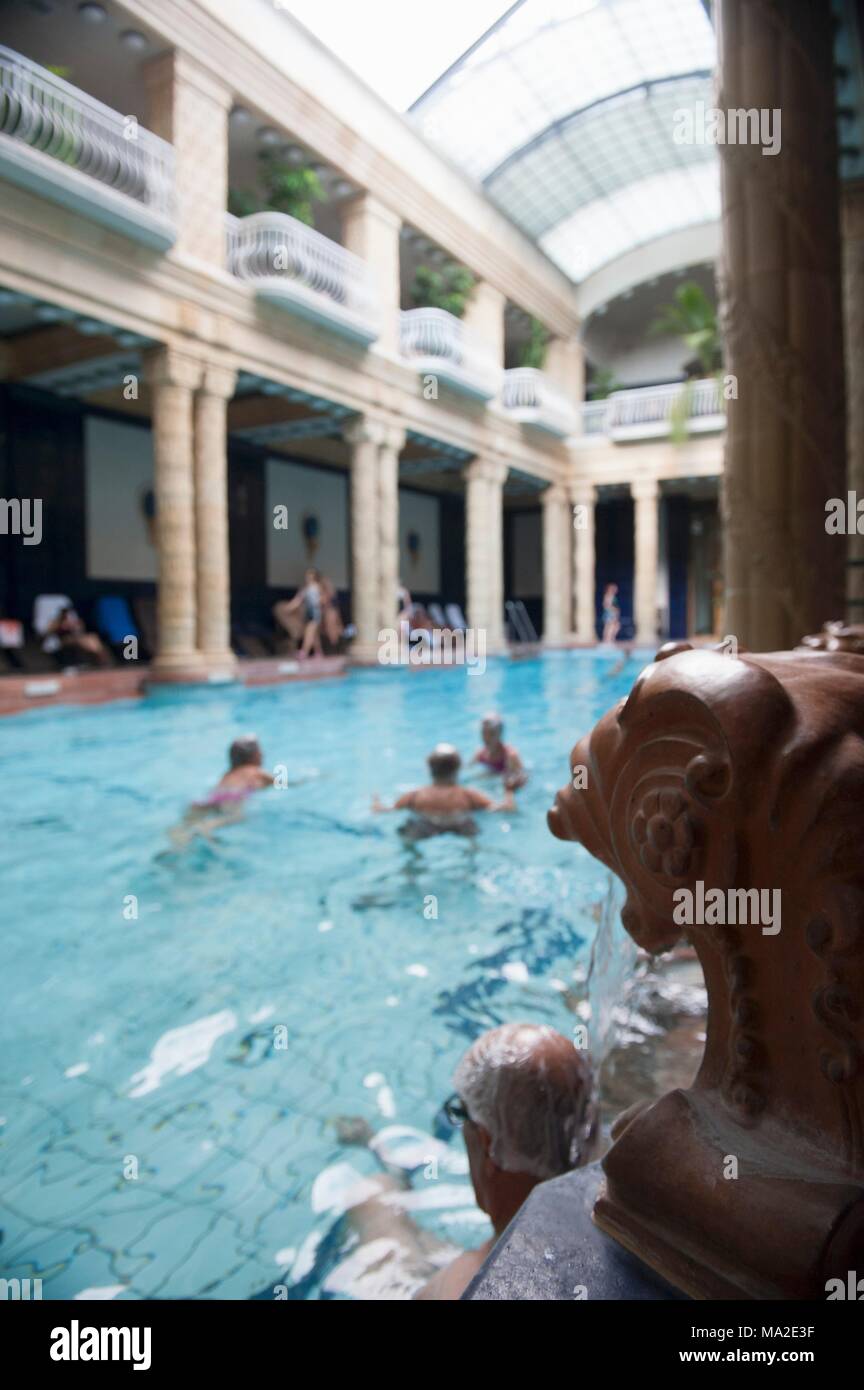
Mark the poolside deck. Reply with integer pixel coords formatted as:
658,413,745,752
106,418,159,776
0,656,347,717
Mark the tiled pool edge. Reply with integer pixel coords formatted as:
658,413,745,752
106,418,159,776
0,656,348,717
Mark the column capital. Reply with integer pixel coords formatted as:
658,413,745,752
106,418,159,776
199,364,237,401
631,477,660,502
380,423,406,453
143,346,203,392
143,49,234,113
344,415,389,449
569,480,596,508
542,481,569,508
341,192,402,232
464,457,508,487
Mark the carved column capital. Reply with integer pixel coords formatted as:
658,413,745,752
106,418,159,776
344,415,389,450
630,476,660,503
143,346,203,393
464,457,508,488
199,364,237,401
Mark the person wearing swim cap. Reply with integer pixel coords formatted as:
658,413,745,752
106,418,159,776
170,735,275,846
471,713,527,791
372,743,513,837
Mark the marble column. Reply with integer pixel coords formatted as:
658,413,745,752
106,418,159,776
542,483,572,643
194,364,237,672
632,478,660,647
464,458,508,652
144,51,232,268
345,417,387,662
546,335,585,405
571,482,596,643
716,0,846,649
463,283,506,368
844,180,864,618
145,347,203,674
341,194,402,355
378,425,406,634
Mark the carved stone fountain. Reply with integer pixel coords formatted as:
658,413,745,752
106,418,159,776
544,644,864,1299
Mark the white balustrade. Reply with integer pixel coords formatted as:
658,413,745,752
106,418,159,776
579,378,725,440
501,367,578,436
0,45,175,238
226,211,377,339
399,307,499,399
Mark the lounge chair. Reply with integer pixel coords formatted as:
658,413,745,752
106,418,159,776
444,603,468,631
94,596,139,658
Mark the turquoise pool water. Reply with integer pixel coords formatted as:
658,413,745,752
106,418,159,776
0,650,647,1301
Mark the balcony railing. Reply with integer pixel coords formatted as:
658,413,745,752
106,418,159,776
226,211,378,345
501,367,578,437
399,307,500,401
0,45,175,249
579,378,726,442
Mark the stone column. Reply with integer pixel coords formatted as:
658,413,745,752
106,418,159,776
463,283,506,367
145,347,202,675
464,458,507,652
542,483,572,643
571,482,596,643
844,181,864,619
716,0,845,649
377,425,406,635
194,364,237,672
632,478,660,647
144,51,232,268
545,335,585,404
341,194,402,355
346,417,387,662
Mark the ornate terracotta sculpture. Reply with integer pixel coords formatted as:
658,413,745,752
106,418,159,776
798,620,864,654
549,644,864,1299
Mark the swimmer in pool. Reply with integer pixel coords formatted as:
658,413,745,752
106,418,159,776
372,743,513,839
170,735,274,846
471,713,527,791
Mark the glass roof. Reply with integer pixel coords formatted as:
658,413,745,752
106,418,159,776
411,0,719,284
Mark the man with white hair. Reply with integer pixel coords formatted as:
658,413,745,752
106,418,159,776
416,1022,596,1300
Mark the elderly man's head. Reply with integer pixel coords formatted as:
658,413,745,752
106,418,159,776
450,1023,596,1234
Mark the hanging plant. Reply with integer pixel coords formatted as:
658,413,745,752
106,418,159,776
519,316,549,369
228,148,324,226
586,366,620,401
410,262,476,318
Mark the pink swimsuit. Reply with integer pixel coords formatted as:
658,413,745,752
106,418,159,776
477,745,512,774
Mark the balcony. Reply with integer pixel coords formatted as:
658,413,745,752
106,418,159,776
501,367,578,437
578,378,726,443
399,307,500,401
226,212,378,346
0,46,175,250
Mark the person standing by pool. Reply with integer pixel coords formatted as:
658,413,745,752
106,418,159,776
471,713,527,791
276,567,324,660
372,743,513,838
601,583,621,644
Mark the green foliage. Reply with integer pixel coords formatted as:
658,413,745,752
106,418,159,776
586,366,620,401
650,281,721,376
519,317,549,369
410,262,477,318
228,149,324,226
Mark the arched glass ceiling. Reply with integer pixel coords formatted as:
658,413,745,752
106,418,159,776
411,0,719,285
